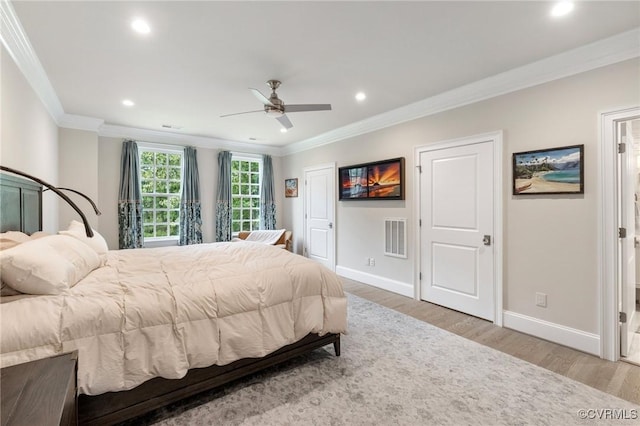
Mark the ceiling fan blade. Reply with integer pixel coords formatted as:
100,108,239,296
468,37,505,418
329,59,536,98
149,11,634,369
250,88,274,107
220,110,264,118
285,104,332,113
276,114,293,129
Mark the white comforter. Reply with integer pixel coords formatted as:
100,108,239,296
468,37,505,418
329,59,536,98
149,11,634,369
0,241,347,395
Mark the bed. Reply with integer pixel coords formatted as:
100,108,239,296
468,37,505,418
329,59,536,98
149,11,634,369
0,173,347,424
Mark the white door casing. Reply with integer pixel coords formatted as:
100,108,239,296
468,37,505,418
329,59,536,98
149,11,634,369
416,132,502,324
304,163,336,271
618,120,637,357
600,107,640,362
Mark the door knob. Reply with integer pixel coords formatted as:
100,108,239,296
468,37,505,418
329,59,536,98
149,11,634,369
483,235,491,246
328,222,333,229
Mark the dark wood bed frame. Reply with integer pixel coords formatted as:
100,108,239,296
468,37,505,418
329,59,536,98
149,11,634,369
0,172,342,425
0,173,42,234
80,333,340,425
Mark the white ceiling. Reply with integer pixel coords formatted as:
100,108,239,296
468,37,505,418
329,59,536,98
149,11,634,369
9,1,640,148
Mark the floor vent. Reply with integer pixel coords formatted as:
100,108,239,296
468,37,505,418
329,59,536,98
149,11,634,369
384,218,407,258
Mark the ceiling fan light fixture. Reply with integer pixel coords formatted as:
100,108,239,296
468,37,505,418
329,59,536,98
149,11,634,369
265,108,284,117
221,80,332,131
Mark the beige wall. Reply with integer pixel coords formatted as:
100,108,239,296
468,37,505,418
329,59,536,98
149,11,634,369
281,141,412,283
96,138,120,249
97,137,224,249
58,128,99,230
1,46,59,232
281,58,640,335
95,137,282,249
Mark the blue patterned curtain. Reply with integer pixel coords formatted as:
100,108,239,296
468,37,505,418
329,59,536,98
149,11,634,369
118,140,144,249
179,146,203,245
215,150,232,242
260,154,276,230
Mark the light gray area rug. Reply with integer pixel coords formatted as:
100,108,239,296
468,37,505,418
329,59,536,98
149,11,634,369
138,294,639,425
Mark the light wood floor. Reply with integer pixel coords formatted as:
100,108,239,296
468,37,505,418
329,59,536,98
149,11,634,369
342,279,640,406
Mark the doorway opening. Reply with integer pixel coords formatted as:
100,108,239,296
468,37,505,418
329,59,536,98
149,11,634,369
620,118,640,365
602,107,640,363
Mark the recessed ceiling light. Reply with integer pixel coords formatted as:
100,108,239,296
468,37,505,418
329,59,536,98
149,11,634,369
550,1,574,17
355,92,367,102
131,18,151,34
280,128,288,133
122,99,135,107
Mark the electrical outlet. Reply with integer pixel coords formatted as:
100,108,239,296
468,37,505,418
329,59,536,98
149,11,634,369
370,258,375,267
535,292,547,308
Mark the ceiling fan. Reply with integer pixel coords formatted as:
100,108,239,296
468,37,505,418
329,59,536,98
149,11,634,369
220,80,331,130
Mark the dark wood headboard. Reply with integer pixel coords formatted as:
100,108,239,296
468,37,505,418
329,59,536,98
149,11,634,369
0,173,43,234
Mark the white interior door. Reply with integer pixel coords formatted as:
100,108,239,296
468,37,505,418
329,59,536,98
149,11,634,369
619,120,636,357
304,164,336,271
419,140,494,321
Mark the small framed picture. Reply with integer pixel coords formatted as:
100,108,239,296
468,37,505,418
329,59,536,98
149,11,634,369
285,178,298,198
513,144,584,195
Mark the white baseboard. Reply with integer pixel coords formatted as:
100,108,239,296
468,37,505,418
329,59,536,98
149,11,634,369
336,266,414,298
503,310,601,356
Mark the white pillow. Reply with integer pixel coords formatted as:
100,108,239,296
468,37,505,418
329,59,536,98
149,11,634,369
1,281,22,297
30,231,51,240
0,231,31,250
59,220,108,262
0,235,100,295
0,231,52,251
0,240,21,251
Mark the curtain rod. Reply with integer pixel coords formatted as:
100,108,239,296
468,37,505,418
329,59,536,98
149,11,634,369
0,165,95,238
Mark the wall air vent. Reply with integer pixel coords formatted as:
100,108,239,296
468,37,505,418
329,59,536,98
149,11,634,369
384,217,407,258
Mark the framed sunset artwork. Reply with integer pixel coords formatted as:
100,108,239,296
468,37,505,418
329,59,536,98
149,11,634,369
339,158,405,200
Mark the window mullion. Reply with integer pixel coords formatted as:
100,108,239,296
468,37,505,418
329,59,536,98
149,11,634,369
139,146,183,240
231,157,262,233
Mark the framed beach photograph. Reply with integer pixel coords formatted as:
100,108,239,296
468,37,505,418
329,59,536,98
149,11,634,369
285,178,298,197
513,145,584,195
339,157,405,200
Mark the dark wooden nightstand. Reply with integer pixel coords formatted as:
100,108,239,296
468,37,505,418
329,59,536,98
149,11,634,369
1,352,78,426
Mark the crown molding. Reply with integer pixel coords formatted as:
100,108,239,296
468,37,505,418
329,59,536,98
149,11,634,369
0,0,64,123
281,28,640,156
58,114,104,132
98,123,281,156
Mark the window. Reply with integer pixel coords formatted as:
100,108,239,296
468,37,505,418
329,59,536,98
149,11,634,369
139,146,183,240
231,156,261,233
